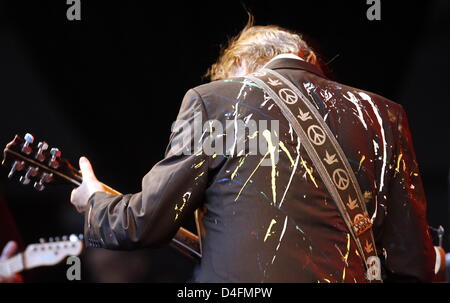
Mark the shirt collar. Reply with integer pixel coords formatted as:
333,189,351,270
263,53,304,67
263,53,326,78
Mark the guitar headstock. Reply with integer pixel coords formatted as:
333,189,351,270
2,133,82,191
24,234,84,270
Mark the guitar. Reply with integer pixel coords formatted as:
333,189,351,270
430,225,447,282
0,235,83,277
2,133,201,260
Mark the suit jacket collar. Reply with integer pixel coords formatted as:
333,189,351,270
264,58,326,78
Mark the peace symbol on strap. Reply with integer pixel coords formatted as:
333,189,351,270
278,88,298,104
307,125,326,146
332,168,350,191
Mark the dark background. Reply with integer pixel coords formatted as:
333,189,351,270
0,0,448,282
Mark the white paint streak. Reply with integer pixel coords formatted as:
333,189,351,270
344,92,368,130
230,102,239,156
271,216,288,264
303,82,316,95
244,113,253,124
320,89,333,102
370,195,378,223
288,123,294,142
372,139,379,156
231,80,251,155
237,79,251,99
279,139,301,209
261,92,271,107
263,130,278,205
359,92,387,193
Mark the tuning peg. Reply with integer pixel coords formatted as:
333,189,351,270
49,148,61,169
24,133,34,142
19,166,39,185
21,133,34,155
438,225,445,247
78,234,84,240
50,148,61,157
33,172,53,191
54,237,60,242
49,237,54,242
39,238,45,243
34,182,44,191
35,141,49,162
69,234,78,242
8,160,25,178
62,235,68,241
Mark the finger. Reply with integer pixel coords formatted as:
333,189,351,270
1,241,18,260
70,188,85,213
79,157,97,181
70,188,78,204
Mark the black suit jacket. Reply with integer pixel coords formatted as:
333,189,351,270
84,58,435,282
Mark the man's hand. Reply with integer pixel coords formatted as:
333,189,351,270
0,241,23,283
70,157,107,213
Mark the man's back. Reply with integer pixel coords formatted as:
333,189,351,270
80,56,435,283
191,57,434,282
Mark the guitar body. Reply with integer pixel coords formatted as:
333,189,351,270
434,246,446,282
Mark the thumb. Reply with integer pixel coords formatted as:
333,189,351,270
1,241,18,260
79,156,97,181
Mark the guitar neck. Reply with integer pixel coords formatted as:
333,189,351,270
2,135,202,262
0,253,24,277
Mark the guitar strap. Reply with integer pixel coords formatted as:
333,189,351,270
246,68,382,282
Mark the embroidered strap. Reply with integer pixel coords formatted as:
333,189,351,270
246,68,382,282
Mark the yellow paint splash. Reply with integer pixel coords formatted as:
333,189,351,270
194,160,206,169
279,141,295,167
263,130,278,205
395,153,403,176
358,155,366,171
300,157,319,188
264,219,277,242
195,172,205,181
363,191,373,203
235,152,269,201
231,156,247,180
342,233,351,282
174,192,191,221
248,131,259,139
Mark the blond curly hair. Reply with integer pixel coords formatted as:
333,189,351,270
206,16,317,81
